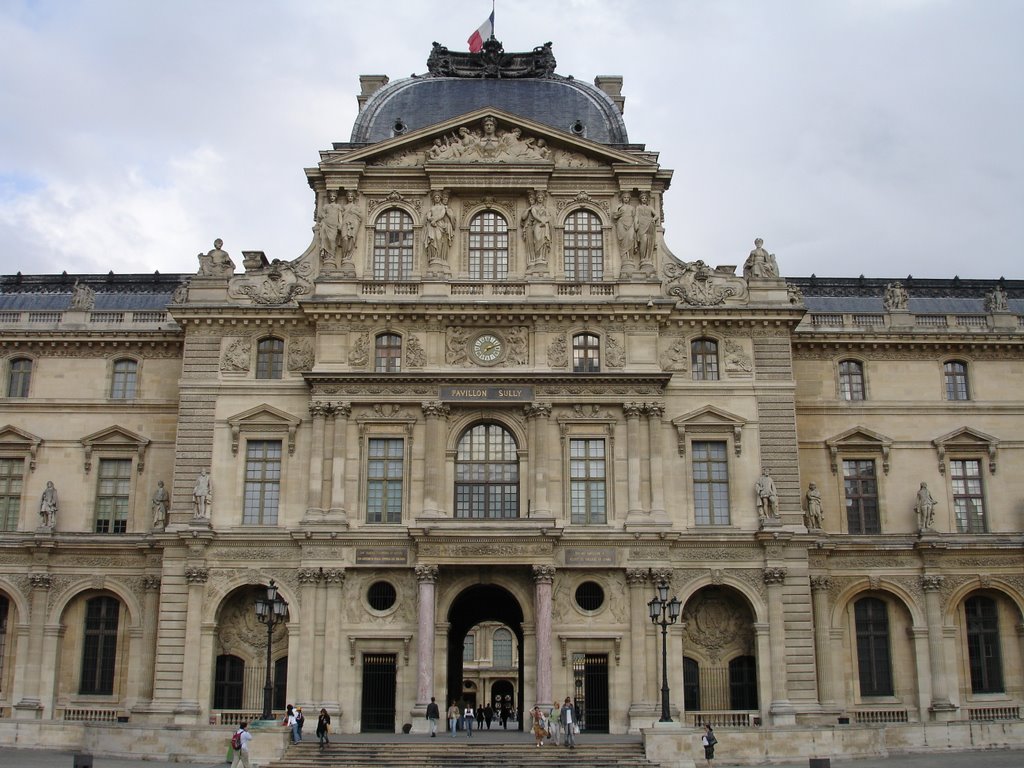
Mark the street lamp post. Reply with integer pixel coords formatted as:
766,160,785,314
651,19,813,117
255,579,289,721
648,580,682,723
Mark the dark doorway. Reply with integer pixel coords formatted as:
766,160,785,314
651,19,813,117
273,656,288,711
446,581,525,730
572,652,609,733
361,653,397,732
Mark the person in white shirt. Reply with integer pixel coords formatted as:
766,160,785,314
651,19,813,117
231,721,252,768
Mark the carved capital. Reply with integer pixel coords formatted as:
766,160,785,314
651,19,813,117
763,567,787,585
650,568,673,587
810,575,832,592
421,401,451,419
532,564,556,583
415,564,439,583
623,402,644,419
644,403,665,419
297,567,322,585
309,402,330,419
184,566,209,584
333,402,352,419
921,574,945,592
143,575,162,592
625,568,649,586
523,403,552,420
323,568,346,584
29,573,52,590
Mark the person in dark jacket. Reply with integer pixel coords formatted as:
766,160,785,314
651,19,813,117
316,708,331,749
425,697,440,737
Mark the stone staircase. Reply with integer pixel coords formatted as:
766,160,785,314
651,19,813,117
265,740,661,768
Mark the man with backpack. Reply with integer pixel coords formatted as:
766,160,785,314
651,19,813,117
230,722,251,768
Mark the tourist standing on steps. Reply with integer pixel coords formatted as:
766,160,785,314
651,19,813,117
425,696,440,737
285,704,300,743
463,703,475,737
548,701,561,746
560,697,577,748
531,705,547,747
447,700,459,736
316,707,331,749
701,723,718,766
230,721,252,768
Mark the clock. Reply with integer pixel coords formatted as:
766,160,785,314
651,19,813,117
471,332,504,364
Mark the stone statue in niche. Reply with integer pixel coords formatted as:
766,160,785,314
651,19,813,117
70,281,95,311
193,469,212,520
339,190,362,266
804,483,823,529
915,481,937,530
197,239,235,277
39,480,58,528
317,191,344,267
883,281,909,311
520,190,551,268
613,192,637,274
743,238,779,279
634,192,658,273
423,190,455,270
151,480,169,528
755,468,779,521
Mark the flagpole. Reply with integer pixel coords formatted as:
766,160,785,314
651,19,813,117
491,0,496,40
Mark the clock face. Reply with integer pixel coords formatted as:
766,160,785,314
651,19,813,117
472,333,504,364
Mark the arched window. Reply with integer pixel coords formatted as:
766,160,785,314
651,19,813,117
683,657,701,712
375,333,402,373
965,595,1004,693
255,338,284,380
455,423,519,519
691,339,719,381
493,628,513,668
463,632,476,662
728,655,758,710
7,358,32,398
572,333,601,373
373,208,414,280
469,212,509,280
110,358,138,399
854,597,892,696
944,360,970,401
838,360,865,401
80,596,120,695
563,210,603,281
213,654,245,709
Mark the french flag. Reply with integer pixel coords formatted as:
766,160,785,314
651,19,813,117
467,11,494,53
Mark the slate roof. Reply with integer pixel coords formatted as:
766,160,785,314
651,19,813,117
790,276,1024,315
0,273,186,311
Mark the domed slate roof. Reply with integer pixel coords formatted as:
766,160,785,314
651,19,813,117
350,40,629,146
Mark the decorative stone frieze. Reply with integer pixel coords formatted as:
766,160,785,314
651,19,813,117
348,333,369,367
220,337,252,372
405,335,426,368
606,336,625,368
288,337,315,371
546,335,568,368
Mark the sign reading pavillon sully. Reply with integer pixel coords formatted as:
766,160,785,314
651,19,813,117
439,385,534,402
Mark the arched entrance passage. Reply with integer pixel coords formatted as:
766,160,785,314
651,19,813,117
447,583,525,730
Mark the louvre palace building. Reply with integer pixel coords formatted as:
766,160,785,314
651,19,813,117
0,38,1022,765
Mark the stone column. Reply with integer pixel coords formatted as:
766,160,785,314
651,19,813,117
532,565,555,707
128,575,161,710
415,565,439,706
321,404,337,509
626,568,651,720
623,403,644,519
809,575,834,705
646,404,666,519
322,569,345,715
763,567,794,723
921,575,957,718
524,404,552,515
13,573,50,717
176,566,208,719
297,567,320,706
330,403,351,514
420,402,449,518
307,402,327,512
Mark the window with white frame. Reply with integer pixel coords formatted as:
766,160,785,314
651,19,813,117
373,208,414,280
692,441,730,525
455,423,518,519
375,333,402,373
951,459,985,532
95,458,132,533
569,438,606,524
563,209,603,281
6,358,32,398
838,359,865,401
0,458,23,531
80,595,120,695
366,437,404,524
843,459,880,534
243,440,282,525
944,360,970,401
691,339,719,381
255,338,284,380
468,212,509,280
110,358,138,399
572,333,601,373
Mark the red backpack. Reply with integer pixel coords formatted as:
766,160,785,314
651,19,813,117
231,730,243,750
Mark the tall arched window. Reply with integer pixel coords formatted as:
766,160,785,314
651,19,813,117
255,338,284,380
7,358,32,398
213,654,245,709
572,333,601,373
493,628,513,668
373,208,414,280
469,212,509,280
375,333,402,373
854,597,893,696
455,423,519,519
0,595,9,689
463,632,476,662
691,339,719,381
965,595,1004,693
80,596,120,695
110,358,138,399
728,655,758,710
683,657,701,712
944,360,970,401
839,360,865,401
563,210,603,281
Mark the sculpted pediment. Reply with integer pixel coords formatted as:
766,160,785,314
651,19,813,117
671,406,747,456
226,404,301,456
0,424,43,470
825,426,893,474
932,426,999,475
335,108,651,171
80,425,150,473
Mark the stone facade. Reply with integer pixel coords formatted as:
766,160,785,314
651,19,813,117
0,40,1022,763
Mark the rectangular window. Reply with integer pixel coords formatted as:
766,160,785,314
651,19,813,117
243,440,281,525
95,459,131,534
854,598,894,696
966,597,1004,693
110,360,138,399
0,458,24,531
463,633,475,662
843,459,880,534
367,438,404,523
569,438,606,524
80,596,119,695
693,441,730,525
951,459,985,532
7,358,32,398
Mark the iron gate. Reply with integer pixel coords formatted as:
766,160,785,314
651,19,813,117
360,653,396,732
572,653,609,733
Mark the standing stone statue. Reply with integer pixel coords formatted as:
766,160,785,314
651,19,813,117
423,190,455,266
193,469,212,520
70,280,96,311
634,192,658,271
39,481,58,528
612,191,637,268
317,191,344,266
151,480,170,528
804,482,823,529
985,285,1009,313
520,190,551,266
883,281,909,311
339,190,362,264
755,468,779,520
915,482,937,530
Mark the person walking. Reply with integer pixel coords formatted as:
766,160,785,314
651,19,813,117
701,723,718,766
425,696,440,737
463,703,475,737
295,706,305,742
547,701,561,746
560,697,577,749
531,705,547,747
285,704,300,744
447,700,460,737
230,721,252,768
484,703,493,729
316,708,331,750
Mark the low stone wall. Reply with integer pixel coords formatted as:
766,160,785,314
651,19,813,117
0,719,290,764
644,720,1024,767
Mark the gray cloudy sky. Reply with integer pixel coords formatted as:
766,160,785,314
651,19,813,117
0,0,1020,279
